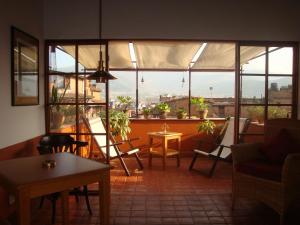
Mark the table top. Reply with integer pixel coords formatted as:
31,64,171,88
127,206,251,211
148,131,183,137
0,152,110,187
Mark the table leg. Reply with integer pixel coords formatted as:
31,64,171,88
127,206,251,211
177,137,181,167
61,190,69,225
16,189,30,225
99,170,110,225
163,138,167,170
148,137,153,167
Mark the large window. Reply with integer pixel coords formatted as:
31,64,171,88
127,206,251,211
238,44,297,142
46,42,108,133
45,41,298,141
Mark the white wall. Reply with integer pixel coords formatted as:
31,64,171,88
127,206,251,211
44,0,300,41
0,0,45,148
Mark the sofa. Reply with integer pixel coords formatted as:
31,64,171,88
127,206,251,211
231,119,300,225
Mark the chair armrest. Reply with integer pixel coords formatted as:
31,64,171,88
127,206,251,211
98,142,122,148
74,140,88,147
282,153,300,197
121,137,140,143
231,142,264,166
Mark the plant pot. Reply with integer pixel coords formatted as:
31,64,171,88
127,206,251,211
177,113,187,119
199,109,208,119
159,112,168,119
143,114,150,119
51,111,65,129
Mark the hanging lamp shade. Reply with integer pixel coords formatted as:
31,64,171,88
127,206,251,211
86,49,117,82
87,69,117,83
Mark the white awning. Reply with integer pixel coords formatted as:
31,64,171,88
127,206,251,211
61,41,266,71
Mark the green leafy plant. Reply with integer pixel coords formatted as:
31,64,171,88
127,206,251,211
142,107,151,118
108,109,131,140
268,106,289,119
176,107,187,119
247,106,264,123
191,97,208,111
117,96,133,111
197,120,216,135
155,102,171,113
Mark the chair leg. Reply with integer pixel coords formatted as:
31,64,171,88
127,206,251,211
74,187,80,203
134,153,144,170
208,157,220,177
118,156,131,176
209,145,226,177
189,152,198,170
231,191,236,210
83,185,92,215
51,199,56,224
39,196,45,209
280,213,285,225
176,154,180,167
149,153,152,167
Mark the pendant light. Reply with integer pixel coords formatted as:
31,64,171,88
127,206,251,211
181,72,185,87
141,76,144,84
87,0,116,82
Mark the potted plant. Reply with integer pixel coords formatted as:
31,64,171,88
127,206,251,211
155,103,170,119
247,106,264,123
197,119,216,135
117,96,133,114
108,109,131,140
50,83,69,129
142,107,151,119
191,97,209,119
176,107,187,119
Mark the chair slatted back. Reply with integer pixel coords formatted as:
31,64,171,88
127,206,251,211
38,135,75,155
84,117,120,159
211,117,250,159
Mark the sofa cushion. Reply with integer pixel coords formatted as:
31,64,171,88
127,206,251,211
236,160,282,182
260,129,298,164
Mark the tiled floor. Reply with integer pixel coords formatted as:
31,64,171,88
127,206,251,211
7,157,300,224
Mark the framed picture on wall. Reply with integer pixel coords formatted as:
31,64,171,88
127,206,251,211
11,26,39,106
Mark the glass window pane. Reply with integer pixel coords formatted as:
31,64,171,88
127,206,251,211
240,106,265,124
79,105,105,126
110,71,136,117
269,47,293,75
49,75,74,103
86,80,106,103
240,46,266,74
240,76,265,104
191,72,235,118
268,76,292,104
139,71,189,119
268,106,291,119
50,105,76,132
49,45,75,73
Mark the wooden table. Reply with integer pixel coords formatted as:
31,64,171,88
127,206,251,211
0,152,110,225
148,131,182,169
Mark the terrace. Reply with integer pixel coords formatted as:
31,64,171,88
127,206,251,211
1,1,300,225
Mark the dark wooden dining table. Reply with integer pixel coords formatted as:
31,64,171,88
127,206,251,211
0,152,110,225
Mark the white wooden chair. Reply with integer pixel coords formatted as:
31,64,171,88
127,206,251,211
189,117,250,177
85,117,143,176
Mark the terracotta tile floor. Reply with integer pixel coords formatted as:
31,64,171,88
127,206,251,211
8,157,300,224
